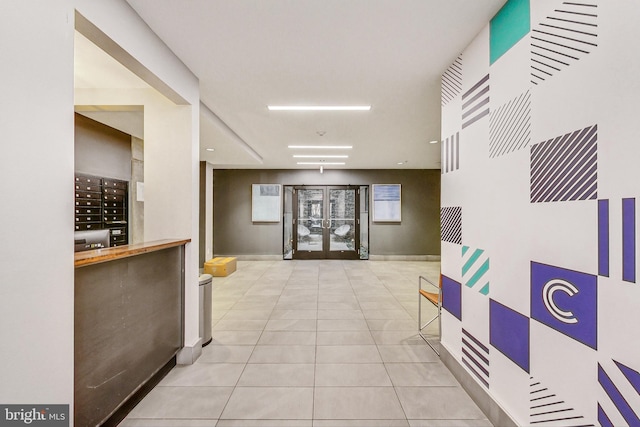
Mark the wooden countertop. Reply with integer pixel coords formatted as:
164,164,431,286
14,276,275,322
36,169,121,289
75,239,191,268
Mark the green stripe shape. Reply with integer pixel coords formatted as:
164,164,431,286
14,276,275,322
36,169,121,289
465,258,490,289
479,283,490,296
462,248,484,276
462,245,469,256
490,0,530,64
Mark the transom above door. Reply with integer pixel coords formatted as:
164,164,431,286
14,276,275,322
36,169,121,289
293,186,360,260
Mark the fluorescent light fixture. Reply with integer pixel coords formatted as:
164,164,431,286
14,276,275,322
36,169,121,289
293,155,348,158
206,148,215,152
268,105,370,111
429,140,439,144
297,162,345,165
288,145,352,149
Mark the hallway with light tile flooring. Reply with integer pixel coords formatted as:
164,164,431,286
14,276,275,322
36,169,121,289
120,260,492,426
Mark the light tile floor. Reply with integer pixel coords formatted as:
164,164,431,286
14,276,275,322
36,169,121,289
120,260,492,427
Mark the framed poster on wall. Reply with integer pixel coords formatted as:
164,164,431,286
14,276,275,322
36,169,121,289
372,184,401,222
252,184,282,222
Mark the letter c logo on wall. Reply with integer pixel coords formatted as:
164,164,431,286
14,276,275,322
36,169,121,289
542,279,579,324
531,262,597,349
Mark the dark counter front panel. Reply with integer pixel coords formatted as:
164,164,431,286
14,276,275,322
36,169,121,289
74,245,184,427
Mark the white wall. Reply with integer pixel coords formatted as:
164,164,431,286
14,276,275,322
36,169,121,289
75,0,201,359
0,0,75,406
440,1,640,425
205,161,214,261
0,0,200,415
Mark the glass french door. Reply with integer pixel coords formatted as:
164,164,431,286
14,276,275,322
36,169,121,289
293,186,360,260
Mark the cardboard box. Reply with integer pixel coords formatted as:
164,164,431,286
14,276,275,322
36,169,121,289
204,257,237,277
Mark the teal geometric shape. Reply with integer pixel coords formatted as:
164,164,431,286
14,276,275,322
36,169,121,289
490,0,530,65
466,258,490,289
461,245,490,296
462,247,484,276
479,283,490,295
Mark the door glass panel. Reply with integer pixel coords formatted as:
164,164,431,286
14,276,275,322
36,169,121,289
329,188,356,252
297,189,324,252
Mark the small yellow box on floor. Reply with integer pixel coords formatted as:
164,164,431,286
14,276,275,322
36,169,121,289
204,257,237,277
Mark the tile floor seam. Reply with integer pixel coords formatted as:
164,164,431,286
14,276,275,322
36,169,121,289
120,261,491,426
214,260,283,422
312,263,320,421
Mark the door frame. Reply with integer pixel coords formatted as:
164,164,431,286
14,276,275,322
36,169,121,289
292,185,360,260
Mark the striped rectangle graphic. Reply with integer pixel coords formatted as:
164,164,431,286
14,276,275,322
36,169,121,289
441,207,462,245
598,360,640,427
462,328,489,388
529,377,593,426
530,1,598,85
462,246,489,295
598,198,636,282
598,199,609,277
462,74,490,129
489,90,531,158
442,132,460,174
442,56,462,106
622,198,636,283
530,124,597,203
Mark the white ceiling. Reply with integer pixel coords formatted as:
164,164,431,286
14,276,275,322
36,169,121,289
83,0,507,170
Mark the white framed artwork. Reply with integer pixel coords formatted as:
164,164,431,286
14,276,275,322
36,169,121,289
372,184,401,222
251,184,282,222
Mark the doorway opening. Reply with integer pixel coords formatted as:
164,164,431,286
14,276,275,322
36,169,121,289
283,186,369,260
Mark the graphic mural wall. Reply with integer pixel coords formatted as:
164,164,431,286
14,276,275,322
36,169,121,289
439,1,640,425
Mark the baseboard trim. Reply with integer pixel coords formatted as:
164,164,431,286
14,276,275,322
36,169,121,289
176,338,202,365
222,254,283,261
440,343,518,427
368,254,441,261
209,255,442,262
100,356,176,427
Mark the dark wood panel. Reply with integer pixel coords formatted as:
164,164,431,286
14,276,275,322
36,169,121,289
74,246,184,427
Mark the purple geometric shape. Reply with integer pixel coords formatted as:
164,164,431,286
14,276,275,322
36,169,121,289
531,261,597,350
490,299,529,373
598,403,614,427
598,199,609,277
530,124,598,203
614,360,640,395
442,275,462,321
623,198,636,283
598,363,640,426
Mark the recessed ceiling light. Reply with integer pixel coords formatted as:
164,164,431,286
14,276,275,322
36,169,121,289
269,106,371,111
429,140,439,144
293,155,348,158
288,145,352,149
206,148,215,151
297,162,345,165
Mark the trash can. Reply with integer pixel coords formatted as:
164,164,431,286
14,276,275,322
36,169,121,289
199,274,213,347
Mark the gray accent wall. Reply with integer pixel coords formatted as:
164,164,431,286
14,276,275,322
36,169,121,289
213,169,440,256
74,113,132,181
